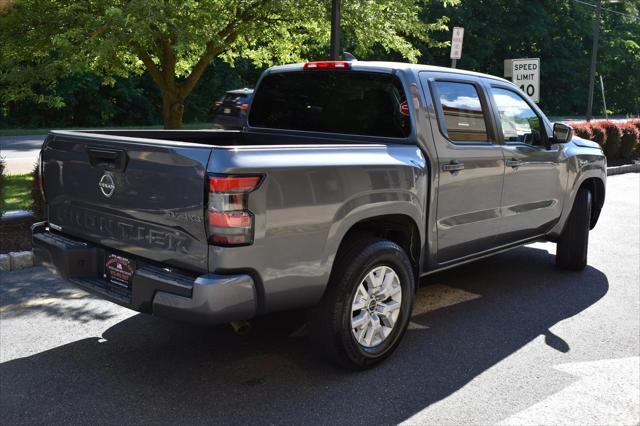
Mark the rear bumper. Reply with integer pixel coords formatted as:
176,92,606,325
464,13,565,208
31,222,256,325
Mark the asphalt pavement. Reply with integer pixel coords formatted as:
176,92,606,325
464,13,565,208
0,135,46,174
1,173,638,425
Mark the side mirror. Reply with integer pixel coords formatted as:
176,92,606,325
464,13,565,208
553,122,573,144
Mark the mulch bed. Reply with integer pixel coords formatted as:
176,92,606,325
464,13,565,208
0,214,36,253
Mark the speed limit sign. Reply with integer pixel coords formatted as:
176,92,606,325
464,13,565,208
512,58,540,103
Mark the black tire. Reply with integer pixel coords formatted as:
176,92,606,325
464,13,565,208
556,188,592,270
309,236,415,370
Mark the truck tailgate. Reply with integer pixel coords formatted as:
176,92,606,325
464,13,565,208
41,132,212,273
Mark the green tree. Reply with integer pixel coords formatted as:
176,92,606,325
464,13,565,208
0,0,457,128
598,0,640,115
418,0,640,116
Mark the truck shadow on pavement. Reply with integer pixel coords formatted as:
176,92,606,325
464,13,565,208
0,267,114,323
0,246,609,424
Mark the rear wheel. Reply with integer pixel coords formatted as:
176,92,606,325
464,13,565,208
556,188,592,270
309,237,415,369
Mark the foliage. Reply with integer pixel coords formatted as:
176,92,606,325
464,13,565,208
419,0,640,116
570,120,640,160
631,119,640,155
620,122,640,159
631,123,640,156
0,174,33,212
0,0,457,128
3,73,161,129
31,162,45,219
598,3,640,116
1,59,251,129
572,122,593,140
602,121,623,158
590,122,608,148
1,0,638,129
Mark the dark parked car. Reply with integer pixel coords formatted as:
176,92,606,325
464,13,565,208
212,88,253,129
33,61,606,369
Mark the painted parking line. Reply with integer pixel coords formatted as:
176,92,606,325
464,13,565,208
499,357,640,425
412,284,481,317
288,284,480,337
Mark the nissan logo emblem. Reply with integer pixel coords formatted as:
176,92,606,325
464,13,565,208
99,173,116,198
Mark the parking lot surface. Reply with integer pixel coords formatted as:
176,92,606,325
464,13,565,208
0,135,46,174
1,174,638,424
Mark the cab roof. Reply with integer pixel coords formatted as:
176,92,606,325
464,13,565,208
267,61,510,84
226,88,254,95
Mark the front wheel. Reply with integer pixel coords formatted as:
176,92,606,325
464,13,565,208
556,188,592,270
309,237,415,369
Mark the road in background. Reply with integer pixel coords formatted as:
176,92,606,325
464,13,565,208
1,174,638,424
0,135,46,174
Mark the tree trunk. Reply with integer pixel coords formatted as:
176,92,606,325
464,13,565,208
162,90,185,129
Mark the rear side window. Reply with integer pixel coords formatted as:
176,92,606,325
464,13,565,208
224,94,240,104
433,81,489,143
249,71,411,138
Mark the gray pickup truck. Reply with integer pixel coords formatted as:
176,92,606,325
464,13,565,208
32,61,606,369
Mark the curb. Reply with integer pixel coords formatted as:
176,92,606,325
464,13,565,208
607,163,640,176
0,251,34,272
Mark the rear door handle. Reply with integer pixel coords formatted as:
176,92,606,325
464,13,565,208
442,162,465,173
506,159,522,168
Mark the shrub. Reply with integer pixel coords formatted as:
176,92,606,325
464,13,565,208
568,120,638,160
589,122,607,148
634,120,640,156
31,161,45,219
601,121,623,159
572,122,593,140
620,123,639,160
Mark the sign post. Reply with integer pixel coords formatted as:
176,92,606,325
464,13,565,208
512,58,540,103
450,27,464,69
599,75,608,119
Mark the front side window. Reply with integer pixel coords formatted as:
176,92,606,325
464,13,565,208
490,87,544,146
249,71,411,138
434,81,489,143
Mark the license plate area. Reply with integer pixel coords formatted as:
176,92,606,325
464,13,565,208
105,253,135,289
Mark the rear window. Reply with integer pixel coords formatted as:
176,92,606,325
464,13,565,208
224,93,251,103
249,71,411,138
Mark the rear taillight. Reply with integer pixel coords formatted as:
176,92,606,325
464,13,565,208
207,175,262,246
214,101,222,107
239,103,249,111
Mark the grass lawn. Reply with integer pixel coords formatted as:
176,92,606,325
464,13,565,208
0,122,216,137
0,128,51,137
1,173,33,211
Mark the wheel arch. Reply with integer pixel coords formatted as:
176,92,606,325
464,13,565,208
331,214,422,283
578,177,605,229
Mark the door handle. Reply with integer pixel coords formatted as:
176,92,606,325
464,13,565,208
442,162,465,173
506,159,522,168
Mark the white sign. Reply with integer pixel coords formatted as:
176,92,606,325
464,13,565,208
450,27,464,60
512,58,540,103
